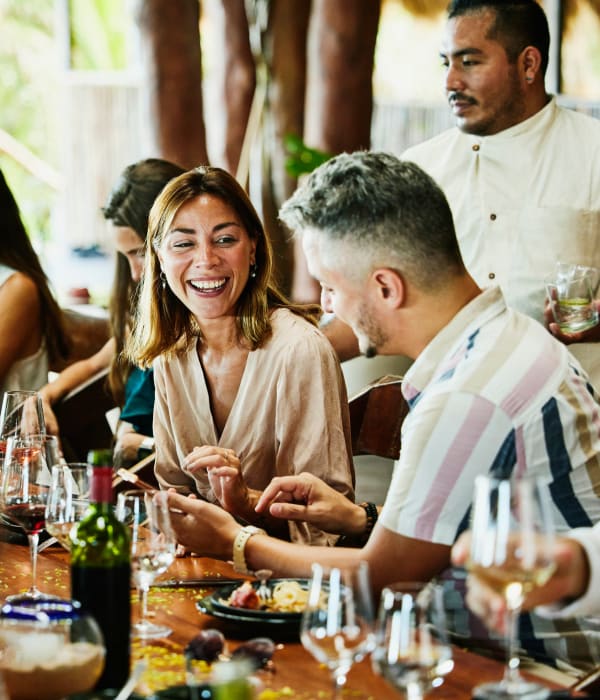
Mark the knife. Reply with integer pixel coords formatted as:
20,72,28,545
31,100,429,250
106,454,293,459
152,578,244,588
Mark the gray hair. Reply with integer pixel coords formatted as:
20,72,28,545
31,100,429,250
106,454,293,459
279,151,465,290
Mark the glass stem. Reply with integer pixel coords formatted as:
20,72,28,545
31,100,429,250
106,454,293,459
27,533,40,594
332,669,347,700
502,603,522,687
139,585,150,625
406,682,424,700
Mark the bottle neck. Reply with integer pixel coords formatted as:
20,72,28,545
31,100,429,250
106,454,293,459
90,467,114,504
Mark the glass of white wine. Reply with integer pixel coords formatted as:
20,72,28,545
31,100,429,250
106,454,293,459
468,475,556,700
372,582,453,700
45,463,91,551
116,489,177,639
300,561,375,699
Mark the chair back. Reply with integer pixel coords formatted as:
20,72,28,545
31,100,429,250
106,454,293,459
349,374,407,460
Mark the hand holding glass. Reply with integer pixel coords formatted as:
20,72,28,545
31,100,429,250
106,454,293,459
468,476,555,700
546,263,599,333
372,582,453,700
300,562,375,699
116,489,176,639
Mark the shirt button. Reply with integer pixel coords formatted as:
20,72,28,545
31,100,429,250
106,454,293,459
472,144,480,152
489,272,496,280
490,213,497,221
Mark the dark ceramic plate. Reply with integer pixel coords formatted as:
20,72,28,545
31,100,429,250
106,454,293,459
208,579,310,620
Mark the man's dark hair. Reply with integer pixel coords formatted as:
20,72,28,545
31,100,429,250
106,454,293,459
447,0,550,75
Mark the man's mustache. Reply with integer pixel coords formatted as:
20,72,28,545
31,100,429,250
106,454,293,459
448,92,477,106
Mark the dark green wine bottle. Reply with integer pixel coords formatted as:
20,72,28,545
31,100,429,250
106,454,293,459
71,452,131,691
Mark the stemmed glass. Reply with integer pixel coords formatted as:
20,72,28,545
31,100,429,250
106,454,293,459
0,391,45,445
372,582,454,700
468,475,556,700
300,561,375,699
0,434,60,601
116,489,177,639
45,463,92,551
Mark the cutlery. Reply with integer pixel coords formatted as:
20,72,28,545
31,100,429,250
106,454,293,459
153,578,244,588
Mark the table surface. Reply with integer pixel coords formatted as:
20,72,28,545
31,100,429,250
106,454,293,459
0,539,570,699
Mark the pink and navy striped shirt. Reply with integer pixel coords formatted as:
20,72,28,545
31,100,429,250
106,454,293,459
380,286,600,544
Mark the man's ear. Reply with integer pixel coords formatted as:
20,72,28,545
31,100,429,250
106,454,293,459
371,268,404,308
520,45,542,83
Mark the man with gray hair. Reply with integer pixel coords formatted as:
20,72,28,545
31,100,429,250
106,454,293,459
166,152,600,636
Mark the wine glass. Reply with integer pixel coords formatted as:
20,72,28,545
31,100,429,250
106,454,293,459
0,391,45,446
116,488,177,639
372,582,454,700
300,561,375,699
0,434,60,601
468,475,556,700
45,463,92,551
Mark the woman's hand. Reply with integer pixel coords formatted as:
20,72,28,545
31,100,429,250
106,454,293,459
182,445,256,520
39,390,59,436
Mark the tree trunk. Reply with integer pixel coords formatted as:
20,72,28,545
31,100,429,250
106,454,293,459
136,0,208,168
294,0,381,301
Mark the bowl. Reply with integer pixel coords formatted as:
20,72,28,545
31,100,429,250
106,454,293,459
0,597,105,700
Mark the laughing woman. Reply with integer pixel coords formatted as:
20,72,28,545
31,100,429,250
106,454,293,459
127,167,354,545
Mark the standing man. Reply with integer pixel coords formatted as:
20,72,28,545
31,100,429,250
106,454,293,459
325,0,600,386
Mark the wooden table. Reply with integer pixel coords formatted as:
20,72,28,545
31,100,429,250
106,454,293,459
0,540,569,699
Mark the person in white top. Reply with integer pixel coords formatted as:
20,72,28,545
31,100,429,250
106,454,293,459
324,0,600,388
0,169,70,395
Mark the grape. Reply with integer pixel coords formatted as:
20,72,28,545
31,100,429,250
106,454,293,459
230,637,275,669
185,628,226,661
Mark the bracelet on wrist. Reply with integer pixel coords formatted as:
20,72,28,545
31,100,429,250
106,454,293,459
335,501,378,548
359,501,378,541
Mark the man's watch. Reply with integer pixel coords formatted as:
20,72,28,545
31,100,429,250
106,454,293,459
232,525,266,575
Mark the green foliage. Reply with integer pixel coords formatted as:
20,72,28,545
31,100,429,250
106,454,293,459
70,0,127,70
284,134,332,177
0,0,57,244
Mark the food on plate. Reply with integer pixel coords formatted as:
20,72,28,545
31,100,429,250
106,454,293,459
225,579,310,613
228,581,261,610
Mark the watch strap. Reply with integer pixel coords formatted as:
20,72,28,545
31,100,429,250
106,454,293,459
232,525,266,575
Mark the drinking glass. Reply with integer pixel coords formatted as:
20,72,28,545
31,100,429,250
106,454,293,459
546,263,599,333
300,561,375,699
0,391,45,445
0,434,60,601
116,488,177,639
468,475,555,700
372,582,453,700
45,463,92,551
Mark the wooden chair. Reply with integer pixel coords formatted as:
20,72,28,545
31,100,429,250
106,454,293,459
112,452,158,496
348,374,407,460
52,368,116,463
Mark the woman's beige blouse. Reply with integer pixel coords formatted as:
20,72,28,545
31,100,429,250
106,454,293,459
153,308,355,545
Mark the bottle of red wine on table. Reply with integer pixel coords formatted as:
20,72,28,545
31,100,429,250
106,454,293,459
70,449,131,690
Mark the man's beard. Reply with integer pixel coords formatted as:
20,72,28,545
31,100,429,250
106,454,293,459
357,302,386,359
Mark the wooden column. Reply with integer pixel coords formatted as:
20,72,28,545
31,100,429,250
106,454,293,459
135,0,208,168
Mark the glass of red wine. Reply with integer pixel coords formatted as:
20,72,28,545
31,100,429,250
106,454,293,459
0,434,60,601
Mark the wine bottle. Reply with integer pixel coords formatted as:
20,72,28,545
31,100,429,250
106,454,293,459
71,451,131,691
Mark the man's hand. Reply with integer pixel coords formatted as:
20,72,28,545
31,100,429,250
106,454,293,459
544,298,600,345
451,531,591,634
165,490,240,559
255,472,366,537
